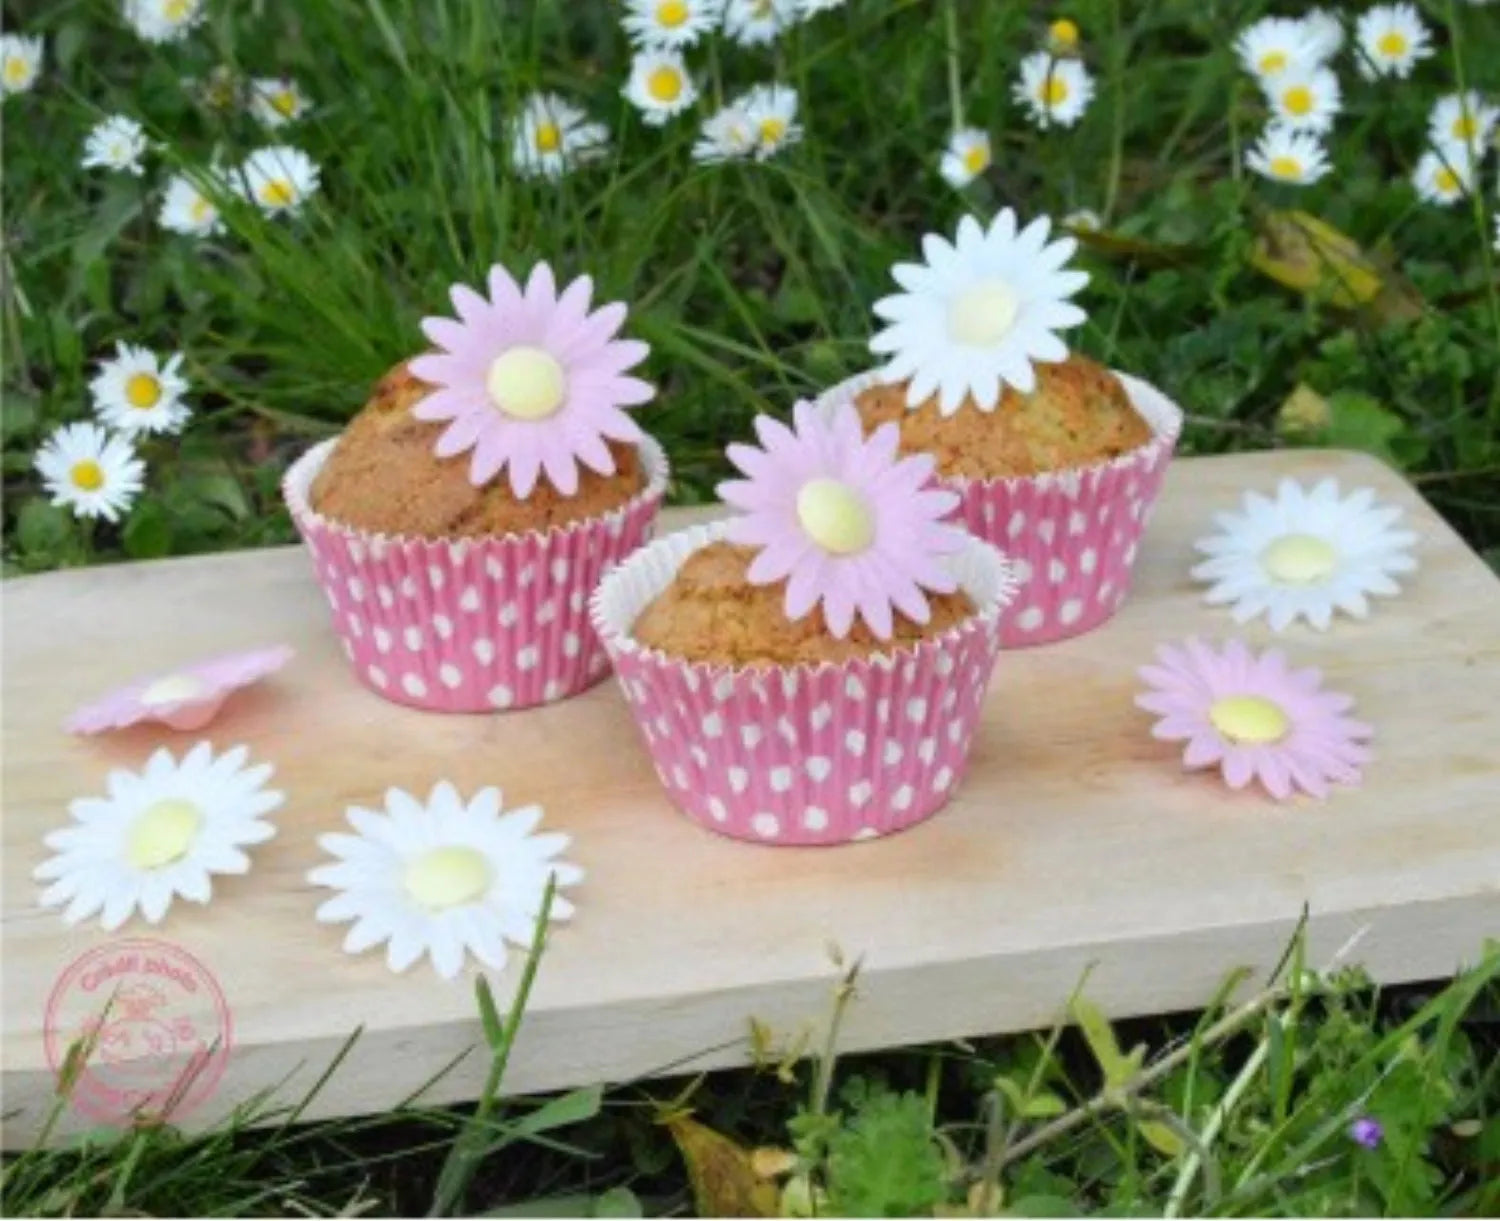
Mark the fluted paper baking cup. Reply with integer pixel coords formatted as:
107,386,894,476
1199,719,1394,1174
283,435,668,712
590,521,1019,846
816,369,1183,648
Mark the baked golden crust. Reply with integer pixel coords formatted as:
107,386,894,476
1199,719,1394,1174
852,354,1150,480
310,362,644,538
631,541,975,667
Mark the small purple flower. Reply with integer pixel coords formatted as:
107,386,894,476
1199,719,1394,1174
1349,1117,1383,1149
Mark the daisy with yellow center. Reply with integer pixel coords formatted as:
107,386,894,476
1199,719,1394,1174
510,92,608,179
1428,92,1499,157
693,103,757,164
35,743,282,929
308,782,582,980
939,127,992,189
90,341,191,435
1245,124,1331,185
238,145,320,215
740,83,802,159
81,114,148,176
623,48,698,126
1412,146,1475,206
1267,65,1340,134
1014,51,1094,129
621,0,720,49
159,170,224,238
724,0,795,46
34,421,145,522
248,76,310,127
1355,3,1431,79
122,0,206,44
1,32,44,97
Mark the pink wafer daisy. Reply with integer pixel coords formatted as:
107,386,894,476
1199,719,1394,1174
1136,637,1372,800
717,399,970,638
67,645,294,735
408,263,654,499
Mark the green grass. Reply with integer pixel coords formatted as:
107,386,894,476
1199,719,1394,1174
4,0,1500,1214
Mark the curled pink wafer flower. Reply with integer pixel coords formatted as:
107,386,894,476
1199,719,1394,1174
717,399,969,639
67,645,294,735
1136,637,1372,800
408,263,654,499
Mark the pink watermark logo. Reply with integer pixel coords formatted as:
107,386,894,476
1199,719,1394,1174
44,938,232,1125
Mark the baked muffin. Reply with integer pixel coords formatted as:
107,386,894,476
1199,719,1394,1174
283,261,669,712
632,541,975,667
311,362,644,539
852,353,1150,481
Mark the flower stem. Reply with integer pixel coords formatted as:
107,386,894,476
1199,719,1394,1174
944,0,964,132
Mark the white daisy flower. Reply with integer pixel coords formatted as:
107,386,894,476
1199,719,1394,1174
623,48,698,126
1298,9,1345,62
1428,92,1499,158
159,170,224,237
247,76,310,127
799,0,846,14
1245,124,1331,185
939,127,992,189
238,145,320,215
1412,144,1475,205
723,0,796,46
1265,65,1341,134
621,0,721,50
740,83,802,159
510,92,608,179
35,743,282,930
1013,52,1094,129
869,209,1090,413
1355,3,1431,80
1192,478,1417,631
1235,16,1317,82
308,783,583,981
122,0,206,44
1,32,44,97
1061,207,1103,232
81,114,148,176
692,104,756,163
90,341,191,436
34,422,145,522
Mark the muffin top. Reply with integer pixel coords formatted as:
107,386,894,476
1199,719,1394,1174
310,362,644,539
852,353,1150,480
632,541,976,668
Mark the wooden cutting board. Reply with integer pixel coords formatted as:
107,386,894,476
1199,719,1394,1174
4,448,1498,1146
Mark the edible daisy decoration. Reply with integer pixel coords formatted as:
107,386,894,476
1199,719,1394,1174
1192,479,1418,631
869,209,1089,412
1137,639,1372,801
407,262,654,497
67,645,294,735
35,743,283,929
718,399,971,638
308,783,582,980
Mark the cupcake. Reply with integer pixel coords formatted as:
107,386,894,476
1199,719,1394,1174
284,263,669,712
591,399,1019,846
819,210,1184,647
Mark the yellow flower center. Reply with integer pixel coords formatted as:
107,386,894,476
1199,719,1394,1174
189,195,212,222
125,372,162,408
657,0,689,27
1452,114,1477,140
1260,533,1337,583
404,846,491,910
1282,85,1313,116
70,460,105,491
140,673,211,707
962,143,990,174
1435,167,1461,195
947,279,1020,347
3,56,28,85
1268,154,1303,180
647,66,683,103
1377,30,1407,57
1049,18,1079,49
1208,696,1290,746
1258,50,1288,75
164,0,193,20
127,799,202,870
796,478,874,556
259,178,296,207
270,89,297,117
486,345,566,419
1041,74,1070,106
535,120,562,152
758,116,786,144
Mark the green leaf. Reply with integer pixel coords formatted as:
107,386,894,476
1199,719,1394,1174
475,975,505,1050
505,1085,603,1143
1022,1092,1068,1119
1136,1118,1187,1158
1323,392,1404,464
1070,998,1145,1092
825,1090,947,1218
592,1187,643,1218
1005,1194,1080,1216
123,501,172,560
16,499,72,557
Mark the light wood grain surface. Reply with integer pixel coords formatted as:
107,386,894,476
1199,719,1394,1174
4,448,1499,1146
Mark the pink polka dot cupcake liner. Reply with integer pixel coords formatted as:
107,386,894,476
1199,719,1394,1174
590,520,1020,846
816,370,1184,648
283,436,669,712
